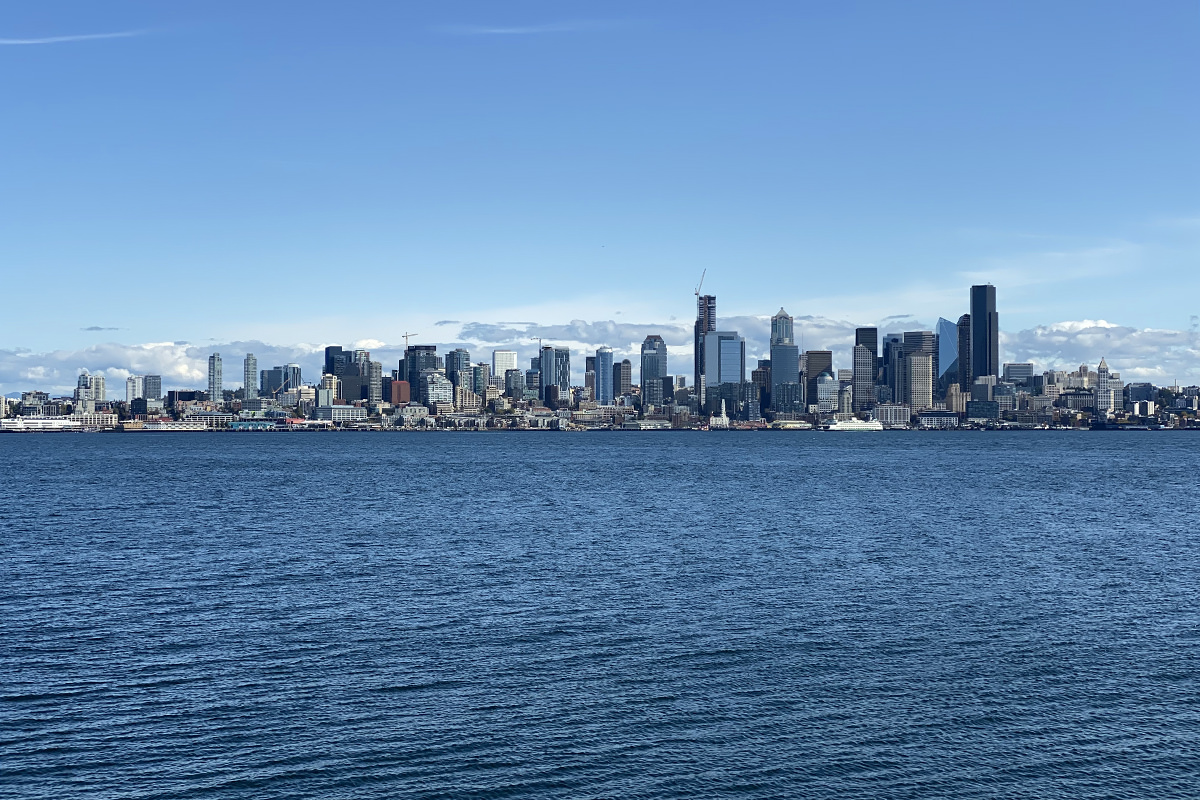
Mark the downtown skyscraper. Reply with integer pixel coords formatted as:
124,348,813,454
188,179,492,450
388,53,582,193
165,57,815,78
694,294,716,400
208,353,223,401
243,353,257,400
770,309,801,413
640,336,668,408
970,284,999,381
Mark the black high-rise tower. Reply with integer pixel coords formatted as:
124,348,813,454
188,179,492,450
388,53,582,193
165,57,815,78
969,285,999,381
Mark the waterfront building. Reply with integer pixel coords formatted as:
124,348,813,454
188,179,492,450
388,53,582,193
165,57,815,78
694,294,717,397
852,344,874,412
595,347,614,405
918,410,960,429
312,405,368,423
966,400,1000,422
709,399,730,429
875,403,911,429
243,354,258,400
492,350,517,378
970,284,999,380
640,336,668,408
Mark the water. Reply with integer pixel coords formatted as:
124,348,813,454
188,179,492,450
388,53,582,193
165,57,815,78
1,432,1198,799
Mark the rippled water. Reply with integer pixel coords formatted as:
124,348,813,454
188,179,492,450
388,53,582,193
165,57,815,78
2,432,1198,799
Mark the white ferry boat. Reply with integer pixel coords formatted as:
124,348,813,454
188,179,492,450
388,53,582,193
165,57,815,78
826,417,884,431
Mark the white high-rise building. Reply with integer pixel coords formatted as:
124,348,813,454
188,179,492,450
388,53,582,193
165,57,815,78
243,354,258,400
74,371,105,412
208,353,223,401
492,350,517,377
126,375,144,403
1095,358,1122,414
905,353,934,411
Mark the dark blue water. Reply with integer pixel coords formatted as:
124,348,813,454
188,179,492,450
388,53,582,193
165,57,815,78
2,433,1198,799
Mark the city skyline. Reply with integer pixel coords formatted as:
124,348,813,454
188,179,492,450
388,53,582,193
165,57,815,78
1,2,1197,381
3,296,1198,397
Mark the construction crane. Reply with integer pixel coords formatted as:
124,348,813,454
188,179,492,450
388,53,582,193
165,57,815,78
401,332,419,348
694,269,706,299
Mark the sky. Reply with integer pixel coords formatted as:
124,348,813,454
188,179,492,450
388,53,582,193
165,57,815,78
2,1,1198,394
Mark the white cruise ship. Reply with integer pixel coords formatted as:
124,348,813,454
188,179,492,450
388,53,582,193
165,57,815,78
826,417,884,431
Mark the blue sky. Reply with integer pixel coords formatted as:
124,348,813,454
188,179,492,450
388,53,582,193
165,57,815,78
1,1,1197,392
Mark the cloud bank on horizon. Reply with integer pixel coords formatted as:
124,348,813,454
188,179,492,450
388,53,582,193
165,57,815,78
3,316,1197,397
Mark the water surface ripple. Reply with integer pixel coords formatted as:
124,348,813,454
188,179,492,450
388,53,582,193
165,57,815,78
2,433,1198,798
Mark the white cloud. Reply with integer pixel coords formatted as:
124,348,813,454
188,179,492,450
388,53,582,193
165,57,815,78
1002,320,1200,383
0,30,146,46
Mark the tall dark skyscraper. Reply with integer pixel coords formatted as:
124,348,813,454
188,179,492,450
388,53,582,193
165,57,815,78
324,346,345,376
854,327,878,358
404,345,439,390
445,348,471,387
903,330,938,379
803,350,832,407
970,284,999,381
852,344,875,412
956,314,972,392
694,294,717,396
640,336,668,408
769,309,800,413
